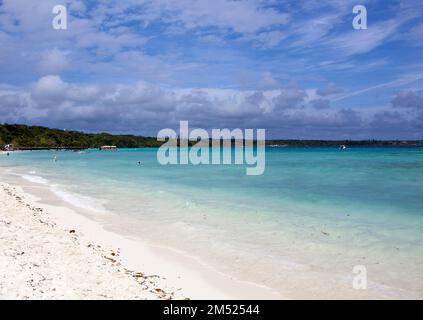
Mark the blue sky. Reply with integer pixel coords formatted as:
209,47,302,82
0,0,423,139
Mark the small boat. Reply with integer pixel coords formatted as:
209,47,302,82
268,144,288,148
339,145,347,150
99,145,118,151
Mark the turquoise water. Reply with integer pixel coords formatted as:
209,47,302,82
2,147,423,297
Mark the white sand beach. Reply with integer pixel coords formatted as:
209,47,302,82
0,167,282,300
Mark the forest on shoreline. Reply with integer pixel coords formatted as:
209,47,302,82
1,124,422,149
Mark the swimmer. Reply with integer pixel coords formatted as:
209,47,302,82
53,156,58,162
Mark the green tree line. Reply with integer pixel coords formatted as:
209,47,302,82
0,124,162,149
1,123,422,149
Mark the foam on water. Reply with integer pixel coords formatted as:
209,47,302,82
21,174,49,185
20,172,107,214
49,186,108,214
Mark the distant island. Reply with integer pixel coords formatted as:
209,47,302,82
1,123,422,150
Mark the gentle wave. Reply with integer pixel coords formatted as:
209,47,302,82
49,186,108,214
21,174,49,185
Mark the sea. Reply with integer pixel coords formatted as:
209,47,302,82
2,146,423,298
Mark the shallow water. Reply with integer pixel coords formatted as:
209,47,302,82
2,147,423,298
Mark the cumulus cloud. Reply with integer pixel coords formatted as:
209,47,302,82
32,75,67,100
391,91,423,109
272,86,307,110
2,76,422,139
38,49,68,75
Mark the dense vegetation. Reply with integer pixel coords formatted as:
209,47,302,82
1,123,422,149
0,124,162,149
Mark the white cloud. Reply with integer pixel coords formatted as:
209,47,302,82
38,48,68,75
153,0,289,34
32,75,67,98
323,19,400,56
1,75,422,138
391,91,423,109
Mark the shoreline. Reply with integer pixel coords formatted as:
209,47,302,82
0,167,282,300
